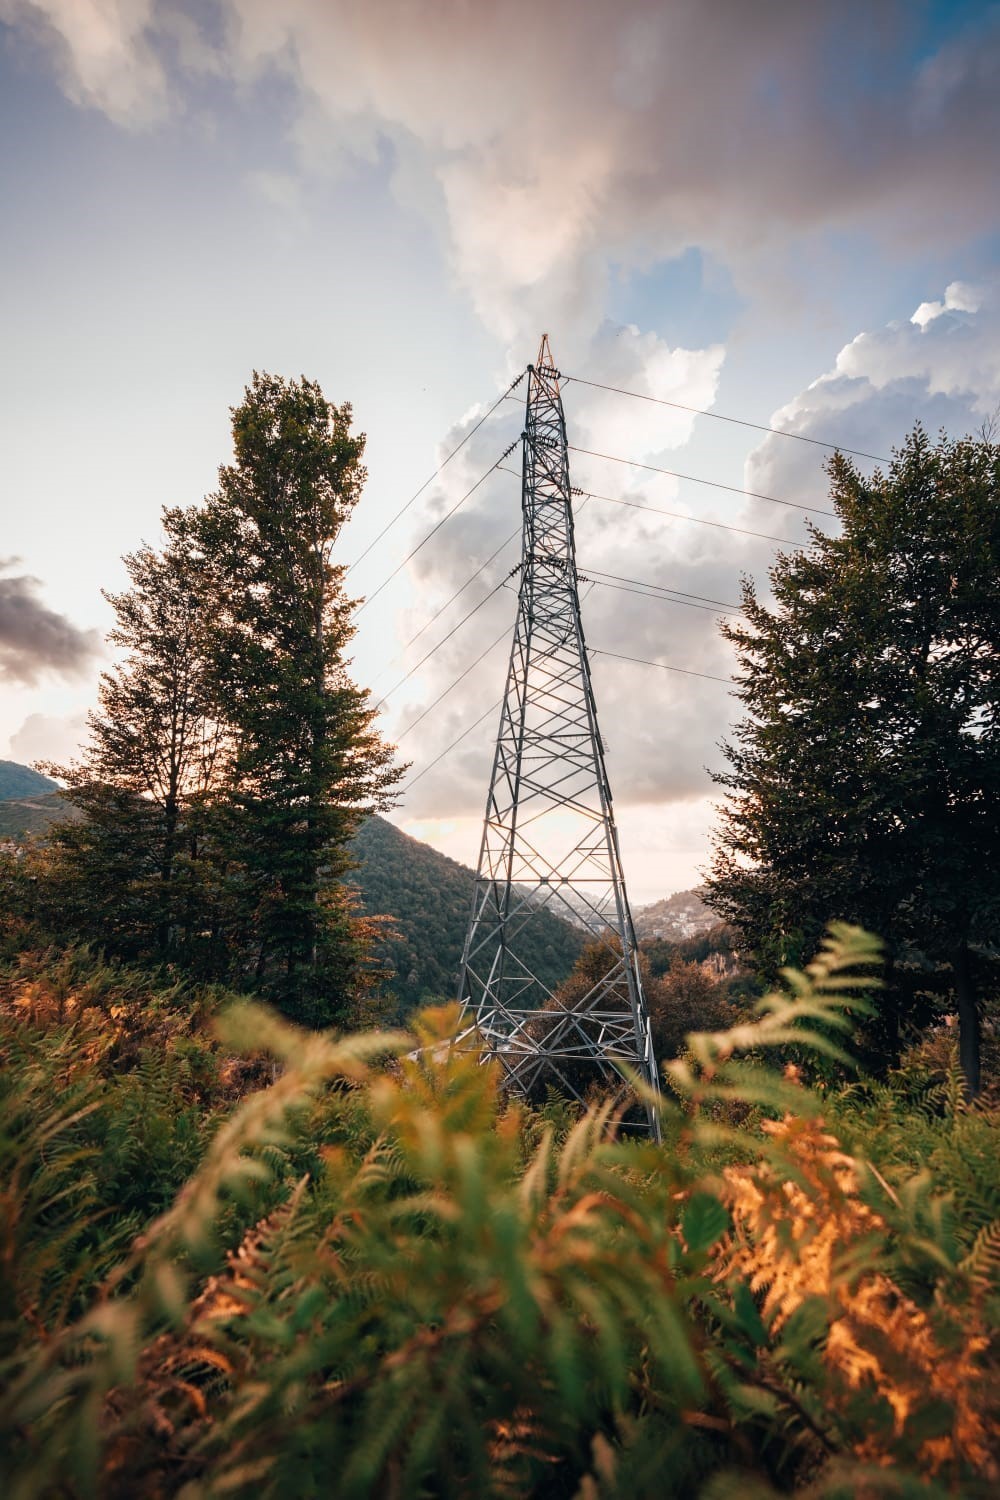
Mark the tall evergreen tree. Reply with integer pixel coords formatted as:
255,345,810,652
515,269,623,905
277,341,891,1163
189,372,403,1021
707,425,1000,1093
38,373,401,1020
43,532,227,959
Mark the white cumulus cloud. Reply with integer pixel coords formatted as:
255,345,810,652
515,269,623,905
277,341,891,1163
747,278,1000,516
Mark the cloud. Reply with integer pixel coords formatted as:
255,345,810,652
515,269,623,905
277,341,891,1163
369,324,746,820
0,0,169,124
221,1,1000,339
380,281,1000,824
746,277,1000,514
9,710,88,765
911,280,982,329
6,2,999,338
0,563,101,685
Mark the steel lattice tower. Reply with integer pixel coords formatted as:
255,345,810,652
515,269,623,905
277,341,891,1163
457,336,660,1134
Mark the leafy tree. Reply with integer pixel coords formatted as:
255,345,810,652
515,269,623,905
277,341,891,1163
185,372,403,1021
707,424,1000,1093
646,958,739,1063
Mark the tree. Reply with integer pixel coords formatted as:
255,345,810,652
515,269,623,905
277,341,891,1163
186,372,403,1021
36,373,401,1023
707,425,1000,1093
646,959,738,1064
41,531,227,960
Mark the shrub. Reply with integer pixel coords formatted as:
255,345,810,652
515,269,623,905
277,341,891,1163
0,927,996,1497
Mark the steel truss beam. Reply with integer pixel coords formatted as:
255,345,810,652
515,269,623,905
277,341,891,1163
457,335,660,1136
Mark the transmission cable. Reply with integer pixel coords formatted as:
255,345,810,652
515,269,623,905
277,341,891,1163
590,647,732,685
587,578,740,617
354,438,519,618
346,371,525,576
568,445,836,518
396,621,512,743
369,525,521,690
401,696,503,795
583,567,742,612
396,581,595,788
561,374,890,464
399,638,731,798
367,492,594,690
373,571,517,712
496,466,803,546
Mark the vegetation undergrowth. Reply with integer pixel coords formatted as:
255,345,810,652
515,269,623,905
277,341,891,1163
1,926,997,1498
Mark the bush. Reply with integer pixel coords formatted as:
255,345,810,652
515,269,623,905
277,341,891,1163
0,928,997,1497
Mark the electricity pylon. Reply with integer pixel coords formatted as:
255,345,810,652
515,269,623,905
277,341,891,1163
457,336,660,1135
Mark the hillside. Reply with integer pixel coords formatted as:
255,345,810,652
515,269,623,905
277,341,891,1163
0,765,582,1012
349,815,584,1016
633,887,716,942
0,791,73,840
0,760,57,800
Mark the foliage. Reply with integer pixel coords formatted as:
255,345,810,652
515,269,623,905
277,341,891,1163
35,529,228,963
23,373,403,1027
181,371,403,1020
0,790,586,1022
530,934,746,1107
643,920,745,979
646,957,747,1064
708,423,1000,1094
0,789,74,840
1,926,997,1497
0,948,239,1348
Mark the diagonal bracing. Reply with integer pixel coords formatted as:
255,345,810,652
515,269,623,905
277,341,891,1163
457,336,660,1135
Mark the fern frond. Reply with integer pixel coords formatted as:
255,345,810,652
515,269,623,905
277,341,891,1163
958,1217,1000,1296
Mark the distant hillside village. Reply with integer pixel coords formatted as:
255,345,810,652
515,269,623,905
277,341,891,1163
632,888,716,942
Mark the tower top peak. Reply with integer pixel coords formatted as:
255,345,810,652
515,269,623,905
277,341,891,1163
536,332,554,369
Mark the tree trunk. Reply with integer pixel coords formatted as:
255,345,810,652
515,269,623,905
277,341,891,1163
157,793,178,953
953,939,981,1099
876,946,901,1074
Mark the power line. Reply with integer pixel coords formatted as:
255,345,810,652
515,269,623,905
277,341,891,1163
396,620,512,743
562,374,891,465
401,695,503,794
346,371,525,576
368,494,594,691
583,566,743,612
373,572,516,712
569,445,837,518
590,646,732,685
587,578,739,616
380,561,736,749
354,440,519,618
496,465,805,545
369,526,521,690
397,582,597,793
398,636,731,799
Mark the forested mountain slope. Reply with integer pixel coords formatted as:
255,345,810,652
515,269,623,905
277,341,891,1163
0,791,72,839
633,887,716,941
0,761,57,800
349,815,584,1016
0,764,581,1014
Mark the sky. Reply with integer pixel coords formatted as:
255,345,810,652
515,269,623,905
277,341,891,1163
1,0,999,902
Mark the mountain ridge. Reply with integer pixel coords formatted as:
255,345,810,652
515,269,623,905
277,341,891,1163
0,761,58,801
0,762,710,1005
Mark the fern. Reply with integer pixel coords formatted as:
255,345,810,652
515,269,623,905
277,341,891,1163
1,932,997,1498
